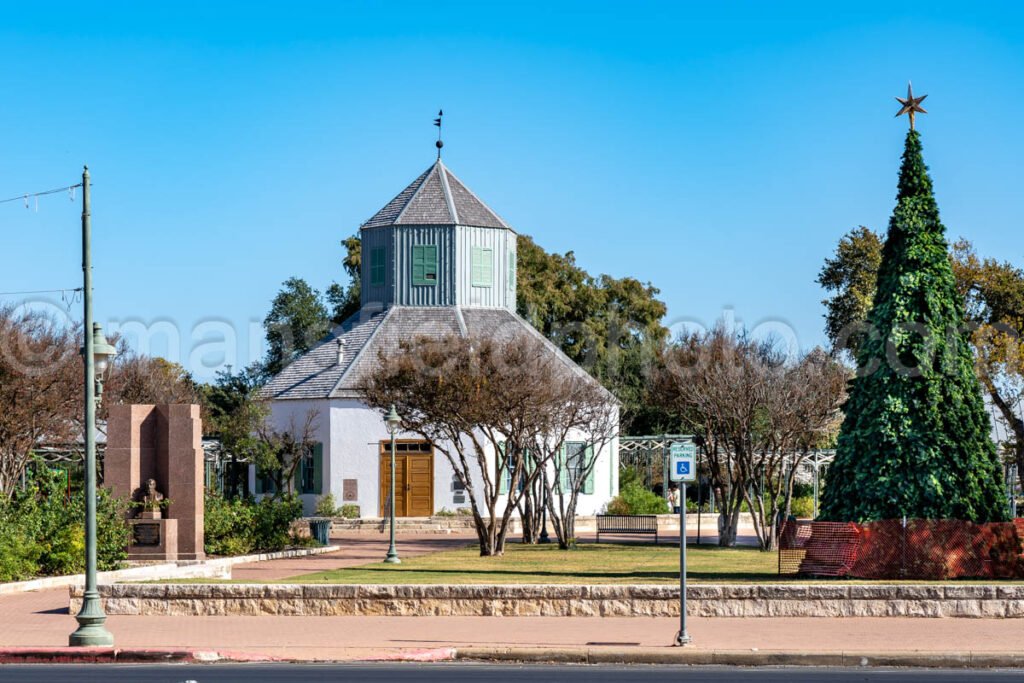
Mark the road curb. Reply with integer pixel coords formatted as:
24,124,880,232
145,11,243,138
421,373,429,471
453,647,1024,669
0,647,280,664
363,647,458,662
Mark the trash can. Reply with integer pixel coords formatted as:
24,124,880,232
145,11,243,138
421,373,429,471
309,518,331,545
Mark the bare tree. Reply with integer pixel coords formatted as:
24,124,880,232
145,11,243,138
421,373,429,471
0,305,81,499
742,348,848,550
536,384,618,549
253,406,320,498
657,326,846,549
105,353,200,407
363,332,615,556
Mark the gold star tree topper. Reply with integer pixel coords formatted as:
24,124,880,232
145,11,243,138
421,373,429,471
895,81,928,130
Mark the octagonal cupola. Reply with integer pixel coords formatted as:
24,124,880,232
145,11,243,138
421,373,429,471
358,159,517,311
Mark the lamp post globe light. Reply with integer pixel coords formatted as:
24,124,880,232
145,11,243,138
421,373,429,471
384,405,401,564
70,166,118,647
90,324,117,400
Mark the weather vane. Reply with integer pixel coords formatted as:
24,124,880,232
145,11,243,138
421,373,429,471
895,82,927,130
434,109,444,159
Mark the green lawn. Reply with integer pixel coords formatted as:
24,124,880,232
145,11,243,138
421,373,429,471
153,542,1024,585
287,542,780,584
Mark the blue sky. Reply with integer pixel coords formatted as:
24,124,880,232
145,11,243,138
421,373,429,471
1,2,1022,380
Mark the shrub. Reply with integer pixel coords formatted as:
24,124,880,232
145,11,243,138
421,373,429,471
339,504,360,519
0,470,129,581
95,486,132,571
0,522,41,582
791,481,813,499
606,481,669,515
789,496,814,519
252,495,303,551
315,493,340,517
204,491,256,556
204,492,304,556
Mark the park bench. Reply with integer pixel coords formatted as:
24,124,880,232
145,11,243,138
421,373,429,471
596,514,659,544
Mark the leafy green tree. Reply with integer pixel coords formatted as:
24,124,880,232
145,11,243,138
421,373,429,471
515,235,670,434
327,235,361,325
952,240,1024,484
262,277,330,376
200,365,268,495
817,227,883,359
819,130,1006,523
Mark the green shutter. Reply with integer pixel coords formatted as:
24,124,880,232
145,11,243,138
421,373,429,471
412,245,437,286
412,246,424,283
472,247,492,287
255,468,264,494
558,443,568,493
313,442,324,495
370,247,385,286
498,441,509,494
482,248,492,286
508,251,515,291
583,445,595,495
293,459,302,494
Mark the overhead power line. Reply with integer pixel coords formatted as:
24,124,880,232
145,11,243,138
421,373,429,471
0,182,82,208
0,287,84,297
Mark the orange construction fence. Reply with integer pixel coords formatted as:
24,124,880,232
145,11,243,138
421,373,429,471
778,519,1024,580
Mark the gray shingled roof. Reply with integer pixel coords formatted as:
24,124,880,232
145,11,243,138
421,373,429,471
362,160,512,230
263,306,613,403
259,308,389,400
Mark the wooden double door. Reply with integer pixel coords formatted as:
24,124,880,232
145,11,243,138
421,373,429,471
379,441,434,517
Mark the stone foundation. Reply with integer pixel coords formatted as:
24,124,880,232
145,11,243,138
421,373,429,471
69,583,1024,618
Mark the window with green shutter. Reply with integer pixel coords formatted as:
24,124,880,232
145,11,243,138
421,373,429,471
257,469,278,496
294,443,324,495
471,247,493,287
557,443,568,493
412,245,438,286
560,442,592,494
583,445,595,495
312,442,323,494
498,441,511,494
370,247,386,286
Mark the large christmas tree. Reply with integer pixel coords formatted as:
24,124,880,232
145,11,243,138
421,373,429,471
819,128,1006,522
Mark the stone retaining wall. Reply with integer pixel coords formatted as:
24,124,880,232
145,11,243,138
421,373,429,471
69,583,1024,618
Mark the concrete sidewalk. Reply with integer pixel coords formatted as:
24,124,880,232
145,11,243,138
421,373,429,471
1,531,1021,666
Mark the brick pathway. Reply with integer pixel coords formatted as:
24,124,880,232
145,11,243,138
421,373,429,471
231,533,477,581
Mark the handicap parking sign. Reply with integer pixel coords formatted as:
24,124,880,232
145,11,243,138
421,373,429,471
669,442,697,483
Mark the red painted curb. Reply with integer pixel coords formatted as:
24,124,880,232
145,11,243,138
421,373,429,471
0,647,280,664
0,648,117,664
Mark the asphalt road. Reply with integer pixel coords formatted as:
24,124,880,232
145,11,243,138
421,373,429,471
1,664,1023,682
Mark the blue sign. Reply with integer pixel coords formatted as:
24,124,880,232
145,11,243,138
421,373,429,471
675,460,691,476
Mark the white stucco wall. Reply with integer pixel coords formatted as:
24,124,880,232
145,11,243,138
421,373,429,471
265,398,332,516
266,398,619,519
328,399,492,517
493,413,621,516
